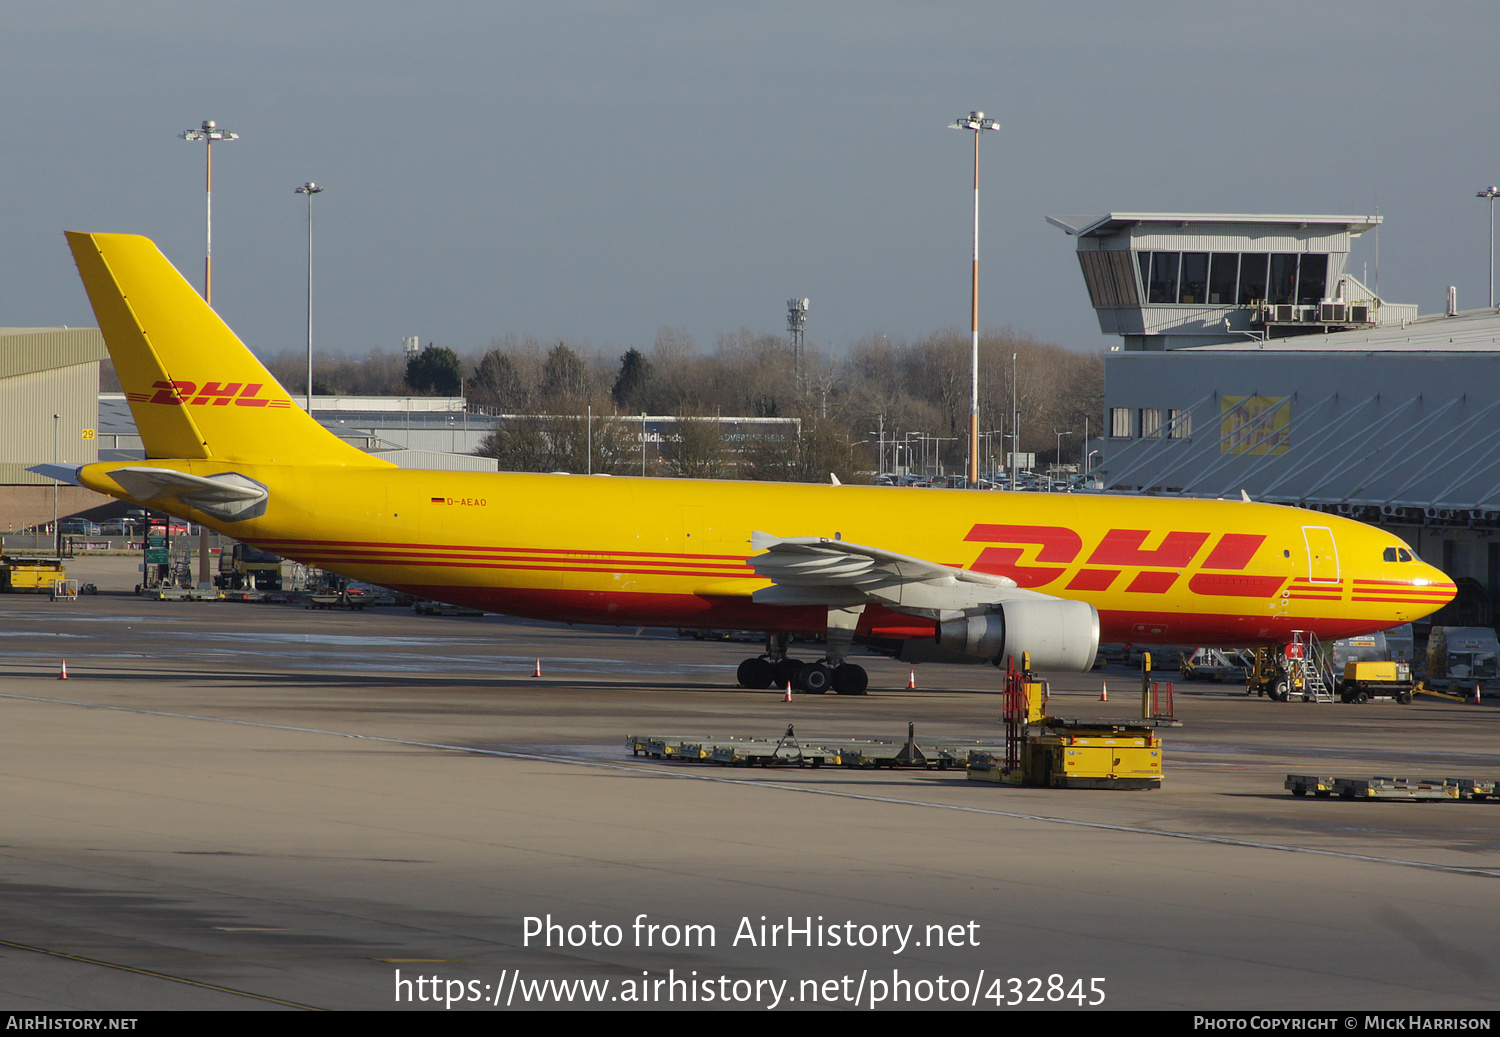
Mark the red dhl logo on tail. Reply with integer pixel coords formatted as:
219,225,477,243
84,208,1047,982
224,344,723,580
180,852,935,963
964,524,1286,597
126,381,292,408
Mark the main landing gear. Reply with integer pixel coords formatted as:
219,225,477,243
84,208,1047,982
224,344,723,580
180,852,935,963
736,632,869,695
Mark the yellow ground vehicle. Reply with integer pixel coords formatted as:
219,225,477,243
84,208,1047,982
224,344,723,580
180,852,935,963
1247,645,1301,700
0,556,65,593
216,542,283,591
1337,660,1414,704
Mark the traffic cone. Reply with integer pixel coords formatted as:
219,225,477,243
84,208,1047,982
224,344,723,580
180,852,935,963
907,668,916,689
533,658,542,677
1474,684,1482,705
783,682,793,702
1100,680,1107,702
58,660,67,681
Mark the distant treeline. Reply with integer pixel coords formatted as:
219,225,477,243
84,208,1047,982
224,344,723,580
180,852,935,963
104,327,1102,482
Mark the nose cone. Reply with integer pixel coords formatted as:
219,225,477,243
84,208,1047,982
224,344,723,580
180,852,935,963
1411,561,1458,620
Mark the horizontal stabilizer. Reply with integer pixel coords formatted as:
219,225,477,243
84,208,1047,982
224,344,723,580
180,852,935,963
106,466,269,521
27,464,83,486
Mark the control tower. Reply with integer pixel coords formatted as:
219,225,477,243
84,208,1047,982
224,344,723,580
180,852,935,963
1047,212,1415,350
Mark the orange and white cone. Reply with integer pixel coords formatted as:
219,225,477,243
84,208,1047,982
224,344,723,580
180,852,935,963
1474,684,1482,705
533,658,542,677
1100,680,1107,702
783,682,793,702
58,660,67,681
907,668,916,690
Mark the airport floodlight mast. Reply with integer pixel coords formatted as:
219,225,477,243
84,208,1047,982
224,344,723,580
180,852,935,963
1479,186,1500,308
950,110,999,488
178,120,238,304
787,297,809,392
295,182,324,413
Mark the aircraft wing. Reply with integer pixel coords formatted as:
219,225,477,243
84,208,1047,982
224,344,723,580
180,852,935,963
756,531,1098,669
748,530,1045,614
749,530,1100,671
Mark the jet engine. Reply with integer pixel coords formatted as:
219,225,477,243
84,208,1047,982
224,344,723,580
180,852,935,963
934,599,1100,672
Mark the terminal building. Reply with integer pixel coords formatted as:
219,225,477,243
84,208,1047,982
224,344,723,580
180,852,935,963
1053,212,1500,625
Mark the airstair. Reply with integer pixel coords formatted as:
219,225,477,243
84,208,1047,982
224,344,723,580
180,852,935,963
1289,630,1336,702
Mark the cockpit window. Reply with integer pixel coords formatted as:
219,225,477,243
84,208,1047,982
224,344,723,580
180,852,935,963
1398,548,1413,562
1383,547,1397,562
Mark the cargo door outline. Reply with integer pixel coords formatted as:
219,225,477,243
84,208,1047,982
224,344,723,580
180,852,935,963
1303,526,1339,584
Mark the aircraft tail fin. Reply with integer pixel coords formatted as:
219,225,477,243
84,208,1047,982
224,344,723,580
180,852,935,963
66,231,389,467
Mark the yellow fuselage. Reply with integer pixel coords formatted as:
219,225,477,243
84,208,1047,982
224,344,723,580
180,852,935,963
79,460,1454,648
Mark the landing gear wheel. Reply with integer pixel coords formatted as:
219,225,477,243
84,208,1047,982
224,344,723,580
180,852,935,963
1271,679,1289,702
799,662,832,694
772,658,802,689
736,657,774,689
831,663,869,696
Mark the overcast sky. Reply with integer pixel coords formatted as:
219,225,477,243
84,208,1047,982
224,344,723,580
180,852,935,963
3,2,1498,362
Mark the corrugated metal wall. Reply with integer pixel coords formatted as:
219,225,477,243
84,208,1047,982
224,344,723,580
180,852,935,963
0,360,101,485
0,328,106,379
1100,349,1500,511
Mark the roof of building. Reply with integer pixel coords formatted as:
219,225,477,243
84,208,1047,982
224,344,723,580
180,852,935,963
0,327,106,379
1046,212,1382,238
1190,306,1500,353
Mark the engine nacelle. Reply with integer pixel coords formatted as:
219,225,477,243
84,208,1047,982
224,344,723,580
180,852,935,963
935,599,1100,672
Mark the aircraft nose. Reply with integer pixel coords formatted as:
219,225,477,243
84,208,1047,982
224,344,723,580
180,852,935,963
1415,561,1457,614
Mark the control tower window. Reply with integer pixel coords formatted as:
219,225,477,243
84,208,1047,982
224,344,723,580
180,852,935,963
1179,253,1209,304
1148,252,1179,304
1268,254,1298,305
1297,254,1328,305
1238,254,1268,305
1208,253,1239,304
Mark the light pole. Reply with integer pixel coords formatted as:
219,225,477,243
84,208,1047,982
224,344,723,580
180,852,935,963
295,182,324,413
52,414,59,557
1480,187,1499,308
1054,430,1073,491
179,120,239,304
1009,351,1019,489
950,110,999,489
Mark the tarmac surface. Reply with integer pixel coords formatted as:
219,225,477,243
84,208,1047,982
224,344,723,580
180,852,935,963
1,556,1498,1011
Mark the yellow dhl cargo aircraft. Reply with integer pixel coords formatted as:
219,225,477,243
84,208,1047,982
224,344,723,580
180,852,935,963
39,232,1456,695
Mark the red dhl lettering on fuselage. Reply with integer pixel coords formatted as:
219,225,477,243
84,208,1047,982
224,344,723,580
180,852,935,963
125,381,292,408
965,524,1285,597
